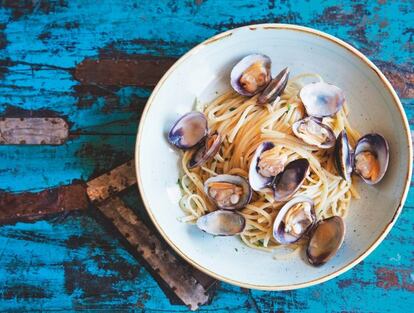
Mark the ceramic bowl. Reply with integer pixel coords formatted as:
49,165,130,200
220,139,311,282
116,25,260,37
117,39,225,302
136,24,412,290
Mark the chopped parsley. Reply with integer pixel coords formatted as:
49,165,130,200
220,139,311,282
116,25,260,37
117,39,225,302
229,107,236,112
177,178,183,191
287,104,292,111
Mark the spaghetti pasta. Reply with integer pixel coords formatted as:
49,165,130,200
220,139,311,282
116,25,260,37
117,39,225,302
178,74,360,252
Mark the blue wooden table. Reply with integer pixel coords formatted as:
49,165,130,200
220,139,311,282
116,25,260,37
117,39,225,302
0,1,413,311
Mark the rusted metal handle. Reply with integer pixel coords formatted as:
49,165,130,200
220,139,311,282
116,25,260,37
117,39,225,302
0,117,69,145
96,196,216,311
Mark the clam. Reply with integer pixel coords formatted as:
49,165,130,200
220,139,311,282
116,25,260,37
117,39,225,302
204,174,252,210
168,112,208,149
292,117,336,149
196,210,246,236
230,54,271,96
249,142,287,191
188,132,222,169
273,196,316,244
306,216,345,266
258,67,290,105
354,133,389,185
334,130,353,181
299,82,345,118
272,158,310,202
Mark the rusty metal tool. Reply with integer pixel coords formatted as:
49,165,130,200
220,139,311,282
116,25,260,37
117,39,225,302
0,117,69,145
0,161,217,310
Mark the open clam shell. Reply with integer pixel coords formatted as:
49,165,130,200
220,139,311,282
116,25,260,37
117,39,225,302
248,141,276,191
273,196,316,244
354,133,389,185
299,82,345,118
204,174,252,210
334,130,353,181
168,112,208,149
258,67,290,105
230,54,271,96
292,117,336,149
197,210,246,236
306,216,345,266
272,158,310,202
188,132,222,169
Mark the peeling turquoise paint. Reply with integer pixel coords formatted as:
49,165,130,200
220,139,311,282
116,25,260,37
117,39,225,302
0,0,413,312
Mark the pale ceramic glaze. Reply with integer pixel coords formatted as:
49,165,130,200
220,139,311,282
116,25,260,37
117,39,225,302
136,24,412,290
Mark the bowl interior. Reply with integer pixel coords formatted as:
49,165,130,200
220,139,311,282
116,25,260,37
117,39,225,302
137,25,411,289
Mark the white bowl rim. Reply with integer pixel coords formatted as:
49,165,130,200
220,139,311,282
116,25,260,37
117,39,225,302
135,23,413,290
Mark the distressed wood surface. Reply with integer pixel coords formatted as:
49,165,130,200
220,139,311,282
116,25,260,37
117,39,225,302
0,0,413,312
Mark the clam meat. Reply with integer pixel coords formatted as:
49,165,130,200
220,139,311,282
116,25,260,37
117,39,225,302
230,54,271,96
292,117,336,149
273,196,316,244
204,174,252,210
354,133,389,184
249,142,287,191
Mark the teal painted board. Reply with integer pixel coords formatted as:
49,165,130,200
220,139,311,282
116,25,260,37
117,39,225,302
0,0,413,312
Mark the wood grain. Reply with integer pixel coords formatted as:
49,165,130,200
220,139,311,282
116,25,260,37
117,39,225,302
0,183,88,224
0,0,413,312
74,57,176,87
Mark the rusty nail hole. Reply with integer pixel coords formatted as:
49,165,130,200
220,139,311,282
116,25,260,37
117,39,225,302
20,118,24,121
124,233,130,238
20,140,26,144
40,140,46,144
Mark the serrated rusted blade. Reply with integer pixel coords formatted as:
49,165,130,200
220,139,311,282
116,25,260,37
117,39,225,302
0,117,69,145
96,197,214,311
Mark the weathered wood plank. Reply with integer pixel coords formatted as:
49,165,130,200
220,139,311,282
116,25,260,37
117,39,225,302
86,160,136,203
74,57,176,87
0,183,87,224
0,0,413,312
